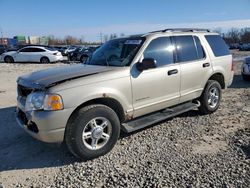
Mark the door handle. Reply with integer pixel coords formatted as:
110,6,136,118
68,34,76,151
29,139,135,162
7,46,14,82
203,62,210,68
168,69,178,75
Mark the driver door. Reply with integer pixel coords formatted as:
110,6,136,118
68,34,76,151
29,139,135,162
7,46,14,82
131,37,180,117
15,47,31,62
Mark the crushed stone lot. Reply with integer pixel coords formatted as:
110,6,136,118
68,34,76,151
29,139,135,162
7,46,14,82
0,51,250,187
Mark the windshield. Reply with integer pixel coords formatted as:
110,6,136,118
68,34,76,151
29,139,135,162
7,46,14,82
86,37,144,67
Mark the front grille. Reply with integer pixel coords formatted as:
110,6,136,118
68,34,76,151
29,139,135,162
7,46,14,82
17,85,33,98
17,108,28,125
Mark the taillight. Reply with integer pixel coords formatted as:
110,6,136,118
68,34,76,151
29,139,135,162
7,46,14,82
231,60,234,71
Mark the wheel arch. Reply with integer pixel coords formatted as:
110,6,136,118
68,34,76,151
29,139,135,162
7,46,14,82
40,56,50,62
208,72,225,89
4,55,14,62
67,97,126,126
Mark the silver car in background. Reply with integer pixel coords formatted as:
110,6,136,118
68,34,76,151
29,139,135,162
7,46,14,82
1,46,63,63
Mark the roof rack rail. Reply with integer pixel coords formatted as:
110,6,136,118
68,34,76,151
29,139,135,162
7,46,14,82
149,28,210,33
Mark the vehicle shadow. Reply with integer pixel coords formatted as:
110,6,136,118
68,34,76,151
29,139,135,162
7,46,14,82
229,74,250,89
0,106,78,172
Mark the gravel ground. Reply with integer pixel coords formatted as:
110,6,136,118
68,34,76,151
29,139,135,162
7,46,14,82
0,51,249,187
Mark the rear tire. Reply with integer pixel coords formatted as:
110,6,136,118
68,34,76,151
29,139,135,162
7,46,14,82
40,57,50,64
65,104,120,160
4,56,14,63
199,80,221,114
71,55,77,61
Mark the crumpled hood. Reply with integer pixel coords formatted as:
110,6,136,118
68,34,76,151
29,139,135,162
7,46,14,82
17,64,115,89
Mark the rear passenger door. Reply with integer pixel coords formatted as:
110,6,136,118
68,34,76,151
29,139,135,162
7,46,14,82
29,48,45,62
172,35,213,103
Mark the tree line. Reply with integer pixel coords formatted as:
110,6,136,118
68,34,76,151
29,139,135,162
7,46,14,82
48,33,125,45
48,28,250,45
215,27,250,44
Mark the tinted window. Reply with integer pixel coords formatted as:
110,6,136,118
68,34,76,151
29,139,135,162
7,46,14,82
31,48,45,52
205,35,230,57
19,48,32,52
143,37,174,67
45,47,56,51
194,36,205,59
174,36,198,62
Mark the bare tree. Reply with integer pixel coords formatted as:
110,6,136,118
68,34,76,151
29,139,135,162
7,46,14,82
227,28,240,43
64,35,78,45
240,28,250,43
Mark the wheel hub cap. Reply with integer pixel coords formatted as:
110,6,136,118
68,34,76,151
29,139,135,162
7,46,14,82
82,117,112,150
92,126,103,139
208,87,219,108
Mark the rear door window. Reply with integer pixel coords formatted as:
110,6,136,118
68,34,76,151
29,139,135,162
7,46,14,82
173,35,198,62
205,35,230,57
173,35,206,62
31,48,45,52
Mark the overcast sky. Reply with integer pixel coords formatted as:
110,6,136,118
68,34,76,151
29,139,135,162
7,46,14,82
0,0,250,42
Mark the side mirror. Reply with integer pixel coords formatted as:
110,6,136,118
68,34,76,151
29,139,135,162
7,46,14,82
136,58,157,71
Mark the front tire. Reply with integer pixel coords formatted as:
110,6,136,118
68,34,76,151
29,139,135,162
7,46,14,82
65,104,120,160
199,80,222,114
4,56,14,63
40,57,50,64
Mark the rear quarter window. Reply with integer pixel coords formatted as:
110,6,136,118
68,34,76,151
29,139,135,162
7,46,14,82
205,35,230,57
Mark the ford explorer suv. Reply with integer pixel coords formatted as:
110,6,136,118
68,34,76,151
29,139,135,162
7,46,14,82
16,28,234,160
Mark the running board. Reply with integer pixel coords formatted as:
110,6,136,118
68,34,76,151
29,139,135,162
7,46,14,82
121,102,199,133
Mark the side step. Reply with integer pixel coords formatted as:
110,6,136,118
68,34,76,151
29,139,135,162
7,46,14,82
121,102,199,133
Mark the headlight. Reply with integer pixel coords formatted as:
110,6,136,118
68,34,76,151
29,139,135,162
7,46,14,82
25,92,63,111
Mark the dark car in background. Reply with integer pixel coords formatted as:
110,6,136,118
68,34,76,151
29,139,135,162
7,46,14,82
68,46,86,61
239,43,250,51
229,43,240,50
0,45,7,55
61,46,77,56
77,46,99,62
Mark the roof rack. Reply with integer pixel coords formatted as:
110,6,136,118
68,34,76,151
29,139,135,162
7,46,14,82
149,28,210,33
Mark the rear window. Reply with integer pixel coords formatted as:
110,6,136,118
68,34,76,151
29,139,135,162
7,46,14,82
205,35,230,57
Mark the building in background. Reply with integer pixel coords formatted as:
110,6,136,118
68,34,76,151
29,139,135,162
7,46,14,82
39,36,49,45
28,36,40,45
0,38,17,46
13,35,26,44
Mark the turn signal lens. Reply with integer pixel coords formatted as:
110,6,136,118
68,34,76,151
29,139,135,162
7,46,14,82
44,94,63,111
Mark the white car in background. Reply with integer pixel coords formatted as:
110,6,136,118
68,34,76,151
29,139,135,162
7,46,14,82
1,46,63,63
242,56,250,81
